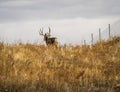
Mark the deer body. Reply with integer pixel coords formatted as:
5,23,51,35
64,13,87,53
44,34,58,45
39,28,58,46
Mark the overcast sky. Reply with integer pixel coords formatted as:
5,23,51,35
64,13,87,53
0,0,120,45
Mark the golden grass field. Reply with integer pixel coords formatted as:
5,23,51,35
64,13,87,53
0,36,120,92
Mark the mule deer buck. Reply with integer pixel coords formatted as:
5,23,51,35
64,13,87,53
39,27,58,46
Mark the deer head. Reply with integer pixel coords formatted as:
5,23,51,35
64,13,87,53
39,28,50,41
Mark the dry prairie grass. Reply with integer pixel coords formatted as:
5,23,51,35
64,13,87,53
0,36,120,92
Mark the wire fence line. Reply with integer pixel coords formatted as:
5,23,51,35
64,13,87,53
83,20,120,45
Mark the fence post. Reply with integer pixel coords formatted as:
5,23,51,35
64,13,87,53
108,24,111,39
99,28,101,41
91,33,93,45
84,40,86,45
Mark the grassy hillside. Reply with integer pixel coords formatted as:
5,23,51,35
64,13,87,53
0,37,120,92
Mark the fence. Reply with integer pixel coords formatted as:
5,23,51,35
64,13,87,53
83,21,120,45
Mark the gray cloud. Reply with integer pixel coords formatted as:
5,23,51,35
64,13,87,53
0,0,120,22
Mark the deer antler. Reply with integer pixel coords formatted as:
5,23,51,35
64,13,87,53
47,27,51,37
39,28,44,36
49,27,51,35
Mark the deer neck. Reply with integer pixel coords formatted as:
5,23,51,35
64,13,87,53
44,35,49,41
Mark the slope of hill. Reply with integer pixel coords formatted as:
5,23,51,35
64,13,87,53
0,37,120,92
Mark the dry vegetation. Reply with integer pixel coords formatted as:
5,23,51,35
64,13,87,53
0,37,120,92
